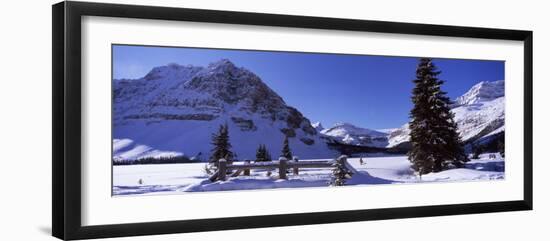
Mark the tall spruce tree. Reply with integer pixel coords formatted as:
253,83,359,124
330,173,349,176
256,144,264,162
209,123,233,165
408,58,469,174
255,144,269,162
497,140,505,158
281,136,293,160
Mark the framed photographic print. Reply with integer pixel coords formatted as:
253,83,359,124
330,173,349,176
52,1,533,240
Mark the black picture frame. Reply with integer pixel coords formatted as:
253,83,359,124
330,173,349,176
52,1,533,240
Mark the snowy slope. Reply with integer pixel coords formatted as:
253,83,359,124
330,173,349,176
452,96,504,141
113,59,335,161
376,128,398,134
320,122,389,148
387,80,505,147
113,154,504,195
387,123,410,148
452,80,504,107
113,138,182,161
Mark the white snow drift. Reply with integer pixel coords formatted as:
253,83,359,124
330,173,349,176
113,154,504,196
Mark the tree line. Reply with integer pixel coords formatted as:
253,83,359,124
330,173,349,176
208,123,294,166
113,155,198,165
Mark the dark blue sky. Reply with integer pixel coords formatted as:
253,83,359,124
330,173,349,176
113,45,504,129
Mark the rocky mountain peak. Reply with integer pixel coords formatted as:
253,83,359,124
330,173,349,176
143,63,203,81
113,59,332,160
207,58,237,71
311,122,324,132
453,80,504,107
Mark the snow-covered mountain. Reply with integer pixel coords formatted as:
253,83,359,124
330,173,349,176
113,59,504,160
314,80,504,150
320,122,389,148
387,124,410,148
452,80,504,107
311,122,324,132
387,80,505,147
113,59,335,161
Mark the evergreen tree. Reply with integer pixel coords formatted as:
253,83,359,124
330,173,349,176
498,140,505,158
255,144,273,163
407,58,469,174
255,144,268,162
472,144,482,159
329,160,353,186
256,144,264,162
281,136,293,160
209,123,233,166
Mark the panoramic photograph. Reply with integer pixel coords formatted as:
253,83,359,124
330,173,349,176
112,44,505,196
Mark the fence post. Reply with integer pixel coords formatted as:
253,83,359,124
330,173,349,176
244,160,250,176
337,155,347,166
218,158,227,181
278,157,287,179
292,156,299,175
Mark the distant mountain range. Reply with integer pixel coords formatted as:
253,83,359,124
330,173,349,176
381,80,504,148
319,123,389,148
113,59,504,161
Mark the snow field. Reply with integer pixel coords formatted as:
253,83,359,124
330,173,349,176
113,154,504,196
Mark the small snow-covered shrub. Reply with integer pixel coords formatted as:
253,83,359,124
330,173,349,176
329,160,353,186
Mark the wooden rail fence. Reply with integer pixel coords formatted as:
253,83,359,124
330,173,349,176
209,155,352,182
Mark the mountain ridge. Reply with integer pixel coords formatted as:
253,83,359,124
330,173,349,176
113,59,334,161
387,80,505,148
320,122,389,148
113,60,505,160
